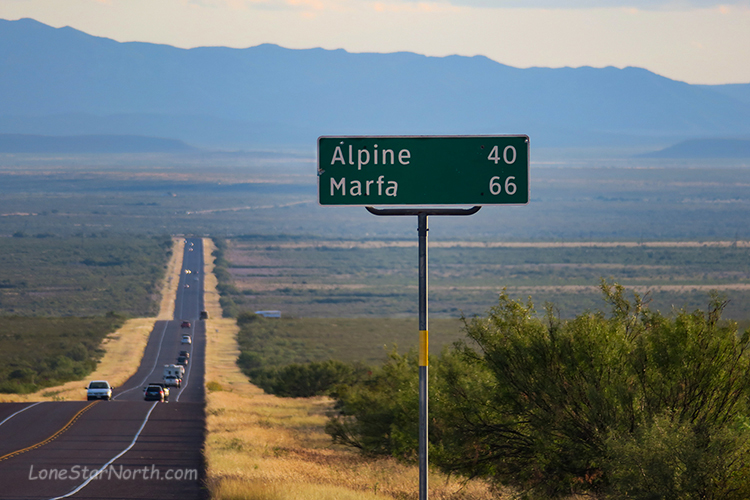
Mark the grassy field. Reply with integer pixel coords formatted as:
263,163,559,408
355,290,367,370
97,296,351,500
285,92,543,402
220,238,750,320
235,317,464,367
0,238,184,400
202,238,501,500
0,235,173,316
0,234,175,394
0,314,125,393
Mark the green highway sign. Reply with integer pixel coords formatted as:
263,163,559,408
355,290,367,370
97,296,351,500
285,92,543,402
317,135,529,206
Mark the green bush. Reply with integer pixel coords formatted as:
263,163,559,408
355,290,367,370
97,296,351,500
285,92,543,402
234,312,373,398
0,315,125,394
250,359,369,398
239,356,369,398
326,350,420,457
212,237,241,318
327,281,750,499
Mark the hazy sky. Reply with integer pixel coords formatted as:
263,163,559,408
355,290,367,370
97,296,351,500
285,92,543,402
1,0,749,84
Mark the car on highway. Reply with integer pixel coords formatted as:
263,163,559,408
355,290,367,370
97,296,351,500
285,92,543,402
144,383,169,402
86,380,114,400
181,334,192,344
176,355,189,366
163,364,185,387
199,310,209,320
179,350,190,359
181,321,191,328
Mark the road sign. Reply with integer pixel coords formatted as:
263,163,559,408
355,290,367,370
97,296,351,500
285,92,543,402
318,135,529,206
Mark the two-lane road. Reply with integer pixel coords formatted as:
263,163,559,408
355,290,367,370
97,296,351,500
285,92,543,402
0,238,208,500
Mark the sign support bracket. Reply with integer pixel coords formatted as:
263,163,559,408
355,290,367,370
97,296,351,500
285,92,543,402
365,205,481,500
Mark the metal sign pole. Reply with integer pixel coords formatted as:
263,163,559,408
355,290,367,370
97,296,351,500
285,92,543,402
366,206,480,500
418,212,429,500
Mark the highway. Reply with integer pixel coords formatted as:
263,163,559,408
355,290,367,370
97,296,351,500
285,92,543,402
0,238,208,500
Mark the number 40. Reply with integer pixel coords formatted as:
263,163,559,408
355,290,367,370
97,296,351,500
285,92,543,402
487,145,517,165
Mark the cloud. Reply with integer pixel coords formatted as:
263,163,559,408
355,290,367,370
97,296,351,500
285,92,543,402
371,1,461,12
184,0,288,10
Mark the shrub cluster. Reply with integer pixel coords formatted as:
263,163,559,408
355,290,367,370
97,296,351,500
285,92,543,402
211,238,240,318
0,235,172,317
0,313,125,393
235,311,371,397
326,281,750,499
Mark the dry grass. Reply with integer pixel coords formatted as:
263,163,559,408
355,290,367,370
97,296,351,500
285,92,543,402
0,238,185,403
203,238,224,321
159,237,186,319
202,240,501,500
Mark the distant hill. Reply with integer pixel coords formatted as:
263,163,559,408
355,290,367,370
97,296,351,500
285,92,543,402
638,138,750,159
1,18,749,151
698,84,750,106
0,134,194,153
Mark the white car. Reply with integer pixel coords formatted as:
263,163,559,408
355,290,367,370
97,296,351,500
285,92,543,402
86,380,114,401
181,334,192,344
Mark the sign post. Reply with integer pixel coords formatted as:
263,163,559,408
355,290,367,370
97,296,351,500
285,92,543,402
319,135,529,500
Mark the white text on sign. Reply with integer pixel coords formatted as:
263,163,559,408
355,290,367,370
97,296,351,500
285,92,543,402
330,144,411,170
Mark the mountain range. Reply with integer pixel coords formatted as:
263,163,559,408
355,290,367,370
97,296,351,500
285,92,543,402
1,18,749,153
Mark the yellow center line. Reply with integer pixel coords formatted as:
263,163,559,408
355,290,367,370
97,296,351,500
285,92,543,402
0,401,99,462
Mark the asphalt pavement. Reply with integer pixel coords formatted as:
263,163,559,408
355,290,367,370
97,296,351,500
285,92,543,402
0,237,208,500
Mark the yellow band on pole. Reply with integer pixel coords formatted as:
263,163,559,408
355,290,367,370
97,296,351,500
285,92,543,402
419,330,429,366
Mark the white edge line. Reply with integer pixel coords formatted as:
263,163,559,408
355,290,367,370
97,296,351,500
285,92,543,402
48,401,159,500
0,401,43,428
113,321,169,400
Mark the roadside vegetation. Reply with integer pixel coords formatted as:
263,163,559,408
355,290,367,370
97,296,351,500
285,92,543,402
202,238,499,500
0,238,184,402
213,236,750,498
0,314,125,393
234,313,463,398
327,283,750,499
0,235,173,316
0,235,175,395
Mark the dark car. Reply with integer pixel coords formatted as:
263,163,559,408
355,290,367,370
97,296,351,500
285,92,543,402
181,321,191,328
176,355,189,366
179,350,190,359
143,384,169,402
199,310,209,320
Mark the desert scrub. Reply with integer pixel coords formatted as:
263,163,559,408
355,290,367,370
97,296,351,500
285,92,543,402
0,314,125,393
328,282,750,499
